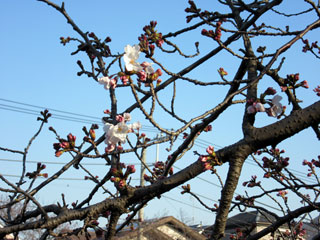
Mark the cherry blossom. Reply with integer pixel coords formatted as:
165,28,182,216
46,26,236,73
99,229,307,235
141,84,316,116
247,102,265,114
98,76,117,90
103,122,130,145
129,121,141,131
103,119,141,146
98,76,111,89
123,113,131,122
123,44,143,72
206,145,214,155
268,95,283,117
141,61,154,75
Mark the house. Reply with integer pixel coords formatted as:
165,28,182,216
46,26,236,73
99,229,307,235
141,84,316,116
204,211,320,240
114,216,206,240
55,216,205,240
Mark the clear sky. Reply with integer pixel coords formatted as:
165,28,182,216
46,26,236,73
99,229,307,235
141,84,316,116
1,0,320,227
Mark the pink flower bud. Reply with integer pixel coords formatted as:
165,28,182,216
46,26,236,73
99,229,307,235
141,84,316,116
116,115,124,122
150,20,157,28
301,80,309,89
105,144,115,153
67,133,76,143
104,109,111,114
201,29,208,35
137,71,147,81
127,165,136,173
206,145,214,155
89,129,96,140
264,87,276,95
156,68,162,76
55,151,63,157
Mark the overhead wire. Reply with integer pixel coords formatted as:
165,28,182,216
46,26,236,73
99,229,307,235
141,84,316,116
0,98,316,214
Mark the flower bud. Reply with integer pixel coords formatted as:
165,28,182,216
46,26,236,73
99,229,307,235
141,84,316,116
127,165,136,174
89,129,96,141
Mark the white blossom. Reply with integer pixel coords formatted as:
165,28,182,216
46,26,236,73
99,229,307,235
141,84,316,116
269,95,283,117
98,76,111,90
103,120,141,145
129,121,141,130
141,61,154,75
103,122,129,145
124,44,143,72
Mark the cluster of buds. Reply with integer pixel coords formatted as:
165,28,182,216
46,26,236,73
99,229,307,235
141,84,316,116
87,32,112,57
82,124,99,143
144,160,173,184
60,36,71,46
247,88,286,118
26,162,48,179
136,132,150,145
201,19,224,41
180,184,191,194
135,66,161,88
314,85,320,96
302,39,320,54
277,190,288,202
218,67,228,77
110,163,136,190
285,222,306,238
117,72,130,85
198,145,222,172
302,155,320,177
234,195,255,206
184,0,199,14
281,73,309,92
37,109,51,123
247,87,276,114
260,148,289,178
152,161,173,177
184,0,216,24
53,133,76,157
138,20,164,56
122,44,163,88
116,113,131,123
137,62,163,87
242,175,261,188
84,175,99,181
203,124,212,132
185,1,213,23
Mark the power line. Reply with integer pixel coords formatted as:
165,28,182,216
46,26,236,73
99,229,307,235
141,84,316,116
1,173,140,182
163,195,213,214
0,98,316,211
0,158,154,167
0,98,101,121
0,96,312,176
0,98,316,186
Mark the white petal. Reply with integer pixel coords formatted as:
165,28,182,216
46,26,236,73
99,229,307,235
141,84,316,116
272,95,282,104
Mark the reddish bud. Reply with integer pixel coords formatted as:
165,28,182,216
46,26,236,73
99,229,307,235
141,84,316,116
55,151,63,157
127,165,136,174
201,29,208,35
104,37,112,43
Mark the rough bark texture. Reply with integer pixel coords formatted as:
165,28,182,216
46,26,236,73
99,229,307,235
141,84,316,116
1,0,320,239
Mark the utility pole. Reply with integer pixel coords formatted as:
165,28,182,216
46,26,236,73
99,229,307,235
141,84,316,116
138,133,165,239
139,147,147,222
155,133,162,163
138,147,147,240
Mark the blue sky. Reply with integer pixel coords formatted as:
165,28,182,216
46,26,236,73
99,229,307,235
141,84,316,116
1,0,320,226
